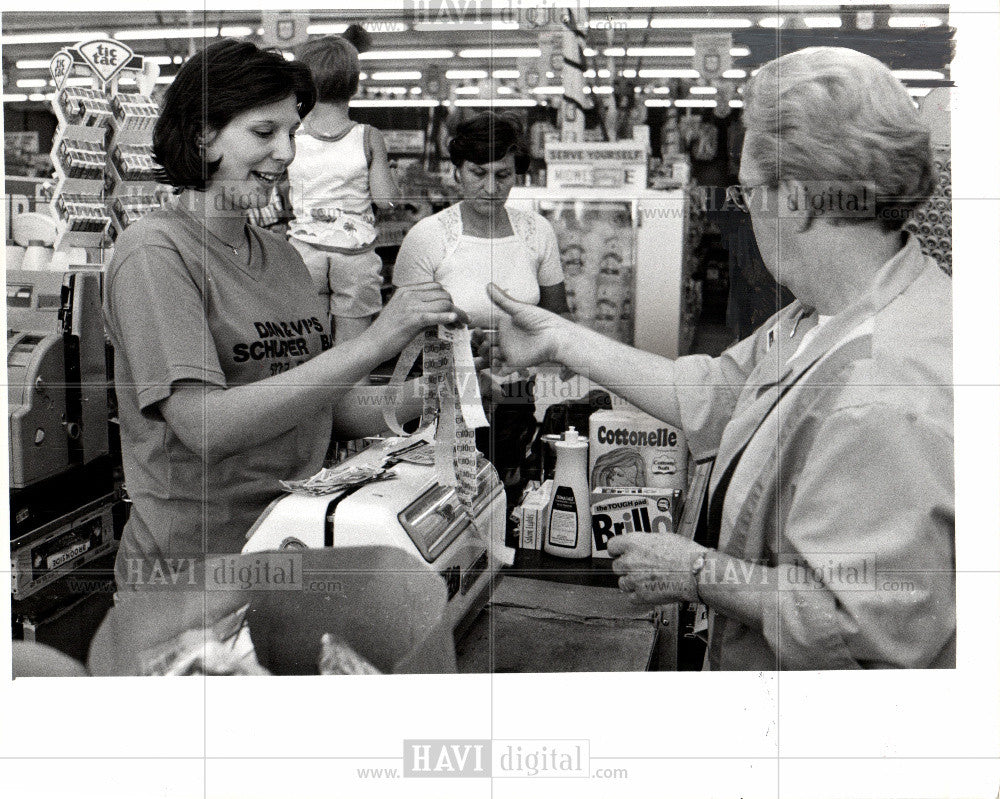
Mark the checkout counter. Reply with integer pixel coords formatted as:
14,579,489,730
241,434,712,674
8,268,119,656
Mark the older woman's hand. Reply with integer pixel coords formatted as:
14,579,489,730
608,533,710,606
367,282,464,355
486,283,571,370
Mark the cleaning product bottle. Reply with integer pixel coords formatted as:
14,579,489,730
544,427,592,558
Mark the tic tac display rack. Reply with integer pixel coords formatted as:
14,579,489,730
47,39,158,254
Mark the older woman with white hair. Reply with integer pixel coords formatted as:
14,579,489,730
487,47,954,670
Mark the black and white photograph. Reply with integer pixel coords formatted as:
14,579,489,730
2,1,998,797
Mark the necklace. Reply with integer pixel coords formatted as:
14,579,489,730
176,199,250,259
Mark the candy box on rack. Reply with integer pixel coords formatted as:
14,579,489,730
590,487,683,558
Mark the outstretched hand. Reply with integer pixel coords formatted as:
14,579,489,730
486,283,570,370
367,282,464,355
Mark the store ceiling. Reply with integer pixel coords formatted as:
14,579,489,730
2,5,954,102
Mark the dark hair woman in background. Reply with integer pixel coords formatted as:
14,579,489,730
104,39,459,589
393,111,569,498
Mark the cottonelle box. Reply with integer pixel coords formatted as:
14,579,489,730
590,487,683,559
588,409,687,492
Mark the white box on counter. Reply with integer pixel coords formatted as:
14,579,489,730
514,480,553,550
588,409,687,493
590,487,683,558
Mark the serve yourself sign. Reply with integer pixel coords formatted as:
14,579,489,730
544,141,648,190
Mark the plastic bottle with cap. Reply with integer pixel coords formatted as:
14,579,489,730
544,426,592,559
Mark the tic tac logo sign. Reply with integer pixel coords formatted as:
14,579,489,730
77,39,134,85
49,50,74,91
403,739,490,778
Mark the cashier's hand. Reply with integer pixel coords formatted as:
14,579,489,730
609,533,709,606
368,282,467,355
486,283,571,370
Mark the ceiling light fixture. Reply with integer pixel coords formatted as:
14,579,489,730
887,16,942,28
459,48,540,59
454,98,536,107
650,17,752,28
307,24,348,35
361,49,455,60
370,71,423,81
114,27,219,40
2,30,108,45
446,70,488,80
801,16,842,28
675,99,718,108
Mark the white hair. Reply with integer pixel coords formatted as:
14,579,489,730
743,47,934,230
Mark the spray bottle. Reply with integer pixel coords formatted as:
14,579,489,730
544,427,592,558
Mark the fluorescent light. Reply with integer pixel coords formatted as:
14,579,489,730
371,71,422,81
446,70,487,80
729,100,744,108
689,86,718,95
219,26,254,37
454,86,480,95
3,94,29,102
603,47,627,57
307,24,348,35
591,86,613,94
350,99,440,107
459,48,540,59
758,16,784,27
173,56,183,64
723,69,747,79
908,87,933,97
893,70,945,80
373,87,409,95
589,17,649,29
16,59,55,70
492,70,521,79
361,49,454,60
652,86,671,95
454,98,536,107
802,16,842,28
888,16,942,28
64,78,96,87
16,79,49,88
675,99,717,108
410,87,422,94
156,76,175,85
644,99,672,107
532,86,565,95
115,27,219,39
626,46,693,57
622,69,637,78
28,93,54,102
497,86,514,94
639,68,700,79
146,56,174,66
650,17,752,28
414,21,518,31
2,30,108,45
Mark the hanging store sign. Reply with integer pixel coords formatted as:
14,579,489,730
544,141,647,190
261,11,309,48
693,33,732,82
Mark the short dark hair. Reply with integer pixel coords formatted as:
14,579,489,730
448,112,531,174
296,35,360,104
153,39,316,191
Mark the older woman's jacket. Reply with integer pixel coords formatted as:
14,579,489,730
673,236,954,669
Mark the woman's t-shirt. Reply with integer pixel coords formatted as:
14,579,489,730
392,204,564,328
104,199,334,585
